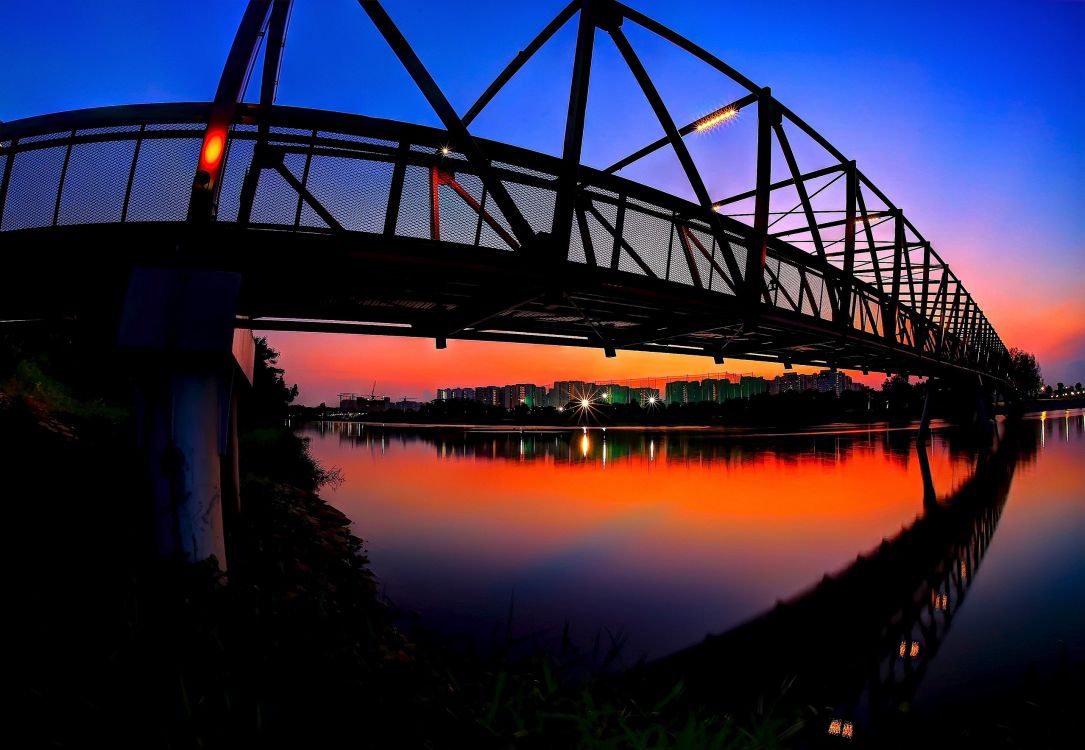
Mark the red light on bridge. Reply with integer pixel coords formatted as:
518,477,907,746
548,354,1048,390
199,129,226,172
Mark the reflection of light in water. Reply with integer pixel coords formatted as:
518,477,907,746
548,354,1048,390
580,433,590,458
932,590,948,610
827,719,854,738
961,560,968,580
602,441,607,467
649,439,655,461
899,640,921,658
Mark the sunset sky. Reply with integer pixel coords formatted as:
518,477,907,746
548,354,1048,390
3,0,1082,402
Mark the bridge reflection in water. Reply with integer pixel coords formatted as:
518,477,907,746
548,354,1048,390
314,418,1053,742
638,419,1038,744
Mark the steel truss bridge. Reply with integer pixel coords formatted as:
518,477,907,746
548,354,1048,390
0,0,1009,382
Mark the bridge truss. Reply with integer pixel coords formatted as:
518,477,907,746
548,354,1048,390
0,0,1009,382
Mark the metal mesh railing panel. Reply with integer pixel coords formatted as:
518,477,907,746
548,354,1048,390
318,132,397,148
622,208,670,279
474,182,515,251
216,138,255,223
568,213,588,264
437,178,480,246
20,132,68,144
301,155,393,233
58,139,135,226
76,125,141,136
800,273,819,317
396,165,431,240
126,137,200,222
776,259,803,312
0,147,66,230
689,227,716,289
251,155,309,226
504,181,554,235
586,201,618,270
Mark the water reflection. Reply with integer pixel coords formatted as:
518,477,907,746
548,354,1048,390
645,417,1046,742
304,412,1084,740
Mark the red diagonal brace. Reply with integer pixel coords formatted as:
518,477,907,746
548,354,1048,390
435,168,520,251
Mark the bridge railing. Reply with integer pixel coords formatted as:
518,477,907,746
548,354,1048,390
0,102,1006,377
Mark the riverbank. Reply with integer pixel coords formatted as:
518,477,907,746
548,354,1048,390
3,331,807,748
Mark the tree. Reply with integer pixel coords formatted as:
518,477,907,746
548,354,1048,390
1006,347,1043,396
245,337,299,428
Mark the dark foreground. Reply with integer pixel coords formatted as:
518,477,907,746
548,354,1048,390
3,331,1081,748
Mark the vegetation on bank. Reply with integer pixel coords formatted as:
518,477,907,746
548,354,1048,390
3,327,806,749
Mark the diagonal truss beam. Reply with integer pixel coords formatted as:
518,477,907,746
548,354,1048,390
609,27,714,213
713,163,843,208
259,0,293,108
617,3,759,94
772,122,827,263
358,1,534,249
604,91,758,174
585,202,658,278
608,25,746,293
462,0,580,127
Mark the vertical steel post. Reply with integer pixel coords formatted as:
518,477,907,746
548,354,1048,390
189,0,275,223
745,87,774,311
886,210,904,344
551,2,596,261
429,166,441,241
839,160,857,328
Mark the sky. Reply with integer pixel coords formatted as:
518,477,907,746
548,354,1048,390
2,0,1082,402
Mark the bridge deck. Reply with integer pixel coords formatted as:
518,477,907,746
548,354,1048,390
0,102,1007,381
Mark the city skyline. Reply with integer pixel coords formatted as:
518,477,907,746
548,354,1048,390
409,367,859,409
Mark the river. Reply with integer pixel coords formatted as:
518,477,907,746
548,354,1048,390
302,410,1084,727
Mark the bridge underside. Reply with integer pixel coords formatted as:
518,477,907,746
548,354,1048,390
2,222,991,381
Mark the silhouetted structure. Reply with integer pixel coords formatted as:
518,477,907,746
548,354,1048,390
0,0,1009,386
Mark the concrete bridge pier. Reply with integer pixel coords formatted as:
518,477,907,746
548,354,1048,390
119,268,254,568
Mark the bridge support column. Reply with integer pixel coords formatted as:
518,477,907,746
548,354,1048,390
917,382,936,509
119,269,255,567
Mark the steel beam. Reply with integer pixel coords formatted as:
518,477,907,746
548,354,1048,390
189,0,274,223
551,3,597,262
744,88,776,311
837,161,857,329
462,0,580,127
605,91,758,174
358,1,535,248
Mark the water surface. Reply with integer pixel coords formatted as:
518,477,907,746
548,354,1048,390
304,412,1084,724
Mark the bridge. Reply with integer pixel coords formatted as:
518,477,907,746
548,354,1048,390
0,0,1011,564
0,0,1008,381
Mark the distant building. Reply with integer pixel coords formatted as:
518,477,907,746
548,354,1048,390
339,395,390,412
815,370,852,397
501,383,547,408
629,386,661,405
474,386,502,406
551,380,594,407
